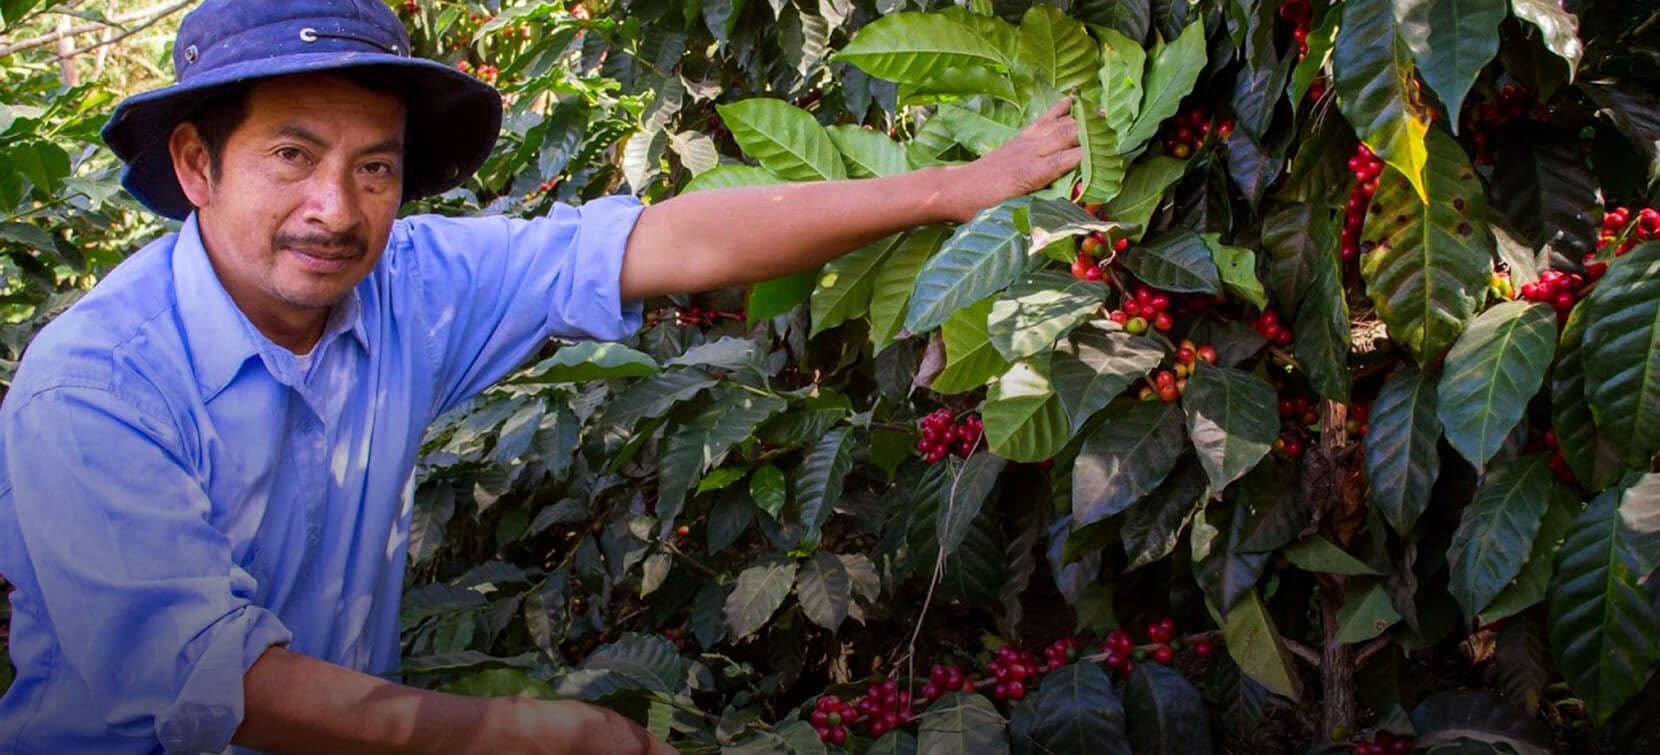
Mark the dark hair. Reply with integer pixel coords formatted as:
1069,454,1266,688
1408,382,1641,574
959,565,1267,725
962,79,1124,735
180,68,413,182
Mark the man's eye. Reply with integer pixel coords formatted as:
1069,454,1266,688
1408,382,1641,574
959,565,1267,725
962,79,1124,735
363,162,394,177
275,147,306,163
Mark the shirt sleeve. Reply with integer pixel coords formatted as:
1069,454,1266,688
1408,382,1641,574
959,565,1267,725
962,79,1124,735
3,385,292,753
399,196,646,417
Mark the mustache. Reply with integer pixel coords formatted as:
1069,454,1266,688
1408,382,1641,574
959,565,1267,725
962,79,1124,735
275,231,368,257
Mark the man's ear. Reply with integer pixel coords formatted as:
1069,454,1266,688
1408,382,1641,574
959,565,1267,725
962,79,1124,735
169,122,214,209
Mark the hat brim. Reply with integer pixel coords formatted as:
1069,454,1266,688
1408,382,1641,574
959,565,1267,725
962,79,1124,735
102,51,503,220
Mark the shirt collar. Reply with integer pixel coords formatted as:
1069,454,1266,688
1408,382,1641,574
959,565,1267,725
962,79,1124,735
171,214,370,398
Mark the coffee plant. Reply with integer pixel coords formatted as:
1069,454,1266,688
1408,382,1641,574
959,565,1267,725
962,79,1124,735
5,0,1660,752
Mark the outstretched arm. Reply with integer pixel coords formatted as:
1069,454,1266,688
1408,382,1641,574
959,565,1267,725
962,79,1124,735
619,99,1083,301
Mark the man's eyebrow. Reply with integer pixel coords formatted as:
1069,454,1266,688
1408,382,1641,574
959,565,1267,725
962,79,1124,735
269,125,403,159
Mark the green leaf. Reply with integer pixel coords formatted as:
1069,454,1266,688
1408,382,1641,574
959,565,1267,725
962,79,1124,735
826,124,909,178
658,390,789,532
984,357,1071,462
1552,282,1623,491
749,271,818,321
717,99,846,183
1617,473,1660,577
870,227,949,352
725,720,828,754
1124,231,1223,294
1017,5,1097,92
795,551,853,632
1359,129,1493,362
441,668,554,699
1103,156,1186,239
932,298,1011,394
1447,455,1568,619
1077,0,1150,44
1291,235,1351,402
1333,579,1404,645
1202,235,1268,310
902,66,1022,106
1122,457,1208,570
698,465,752,495
911,463,1009,604
935,102,1020,156
409,483,456,565
1182,363,1279,491
1052,327,1166,433
906,199,1031,334
513,342,658,384
1490,124,1599,262
988,270,1108,361
578,633,691,695
1367,365,1444,534
1582,242,1660,465
682,165,781,193
1124,663,1211,755
868,731,919,755
1334,0,1432,199
1547,485,1659,723
1410,690,1557,755
1395,0,1506,130
1073,400,1186,526
725,557,799,640
1025,198,1133,250
1511,0,1583,75
1284,536,1382,576
1291,11,1339,106
1436,301,1558,470
1014,663,1131,755
919,692,1009,755
812,234,903,337
599,370,719,427
837,12,1009,85
1122,21,1207,153
796,426,855,543
1218,589,1303,699
1203,653,1268,741
750,464,788,518
1478,491,1577,626
1073,97,1127,205
1193,489,1274,614
936,452,1007,559
1096,28,1146,135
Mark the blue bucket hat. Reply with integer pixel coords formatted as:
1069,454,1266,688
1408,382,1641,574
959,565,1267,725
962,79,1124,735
101,0,503,220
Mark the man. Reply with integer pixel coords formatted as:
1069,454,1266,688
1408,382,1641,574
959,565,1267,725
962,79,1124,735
0,0,1080,753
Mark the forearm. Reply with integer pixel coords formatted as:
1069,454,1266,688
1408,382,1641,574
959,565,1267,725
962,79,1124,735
232,646,501,755
620,165,975,300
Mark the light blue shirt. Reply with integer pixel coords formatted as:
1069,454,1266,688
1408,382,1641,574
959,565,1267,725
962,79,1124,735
0,197,644,754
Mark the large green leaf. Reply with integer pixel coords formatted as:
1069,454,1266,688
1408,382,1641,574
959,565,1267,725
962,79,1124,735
1218,589,1303,699
1551,296,1623,491
1182,363,1279,491
1261,200,1330,317
919,692,1010,755
1478,492,1577,625
1124,663,1212,755
513,342,658,384
717,99,846,183
724,557,799,640
837,12,1010,85
1202,235,1269,311
1121,21,1207,153
826,125,909,179
1291,236,1351,402
870,227,949,352
1073,400,1186,526
1017,5,1098,92
935,102,1020,156
984,358,1071,462
657,390,789,531
726,720,828,754
748,272,818,321
1436,301,1558,470
1096,28,1146,135
1359,128,1493,362
1123,231,1223,294
1073,97,1127,205
1122,457,1208,570
681,165,781,193
1411,690,1556,755
936,452,1007,560
1334,0,1432,198
1192,487,1273,613
932,298,1011,394
1076,0,1150,43
810,234,900,337
1582,242,1660,465
1547,485,1659,723
1333,579,1404,644
1447,455,1570,620
1012,662,1131,755
1490,124,1599,262
1103,156,1186,239
1367,365,1444,534
906,199,1031,334
1395,0,1506,129
1051,327,1166,432
1511,0,1583,74
795,551,853,632
989,270,1108,361
1203,653,1268,742
1618,473,1660,576
902,66,1022,106
795,426,855,544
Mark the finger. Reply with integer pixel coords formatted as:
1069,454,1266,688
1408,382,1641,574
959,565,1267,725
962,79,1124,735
1039,96,1074,122
1048,145,1084,176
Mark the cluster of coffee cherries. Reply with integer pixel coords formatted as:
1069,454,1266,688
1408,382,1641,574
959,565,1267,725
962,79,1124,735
1138,341,1218,403
1280,393,1320,427
918,663,969,703
1071,233,1130,280
660,626,691,652
1597,205,1660,259
1252,309,1295,347
1108,285,1178,334
1468,83,1547,166
1040,636,1084,671
1350,731,1413,755
399,0,419,14
1518,269,1585,315
854,679,918,739
986,644,1042,702
1273,432,1307,459
1100,618,1214,678
1342,144,1386,261
917,408,983,463
455,60,501,84
1280,0,1315,59
1161,109,1229,159
809,694,861,746
1345,403,1370,437
526,179,559,201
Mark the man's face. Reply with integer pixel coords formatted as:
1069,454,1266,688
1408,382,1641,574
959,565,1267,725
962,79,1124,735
172,74,407,331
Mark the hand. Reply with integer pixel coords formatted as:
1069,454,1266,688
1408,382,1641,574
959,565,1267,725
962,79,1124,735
943,97,1083,222
479,698,678,755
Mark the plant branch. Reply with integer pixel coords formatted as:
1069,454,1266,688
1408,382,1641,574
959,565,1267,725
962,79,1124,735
0,0,191,58
1282,638,1322,667
1354,634,1394,666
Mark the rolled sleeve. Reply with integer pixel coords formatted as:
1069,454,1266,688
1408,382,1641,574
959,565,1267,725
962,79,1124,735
4,386,291,753
400,196,645,416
